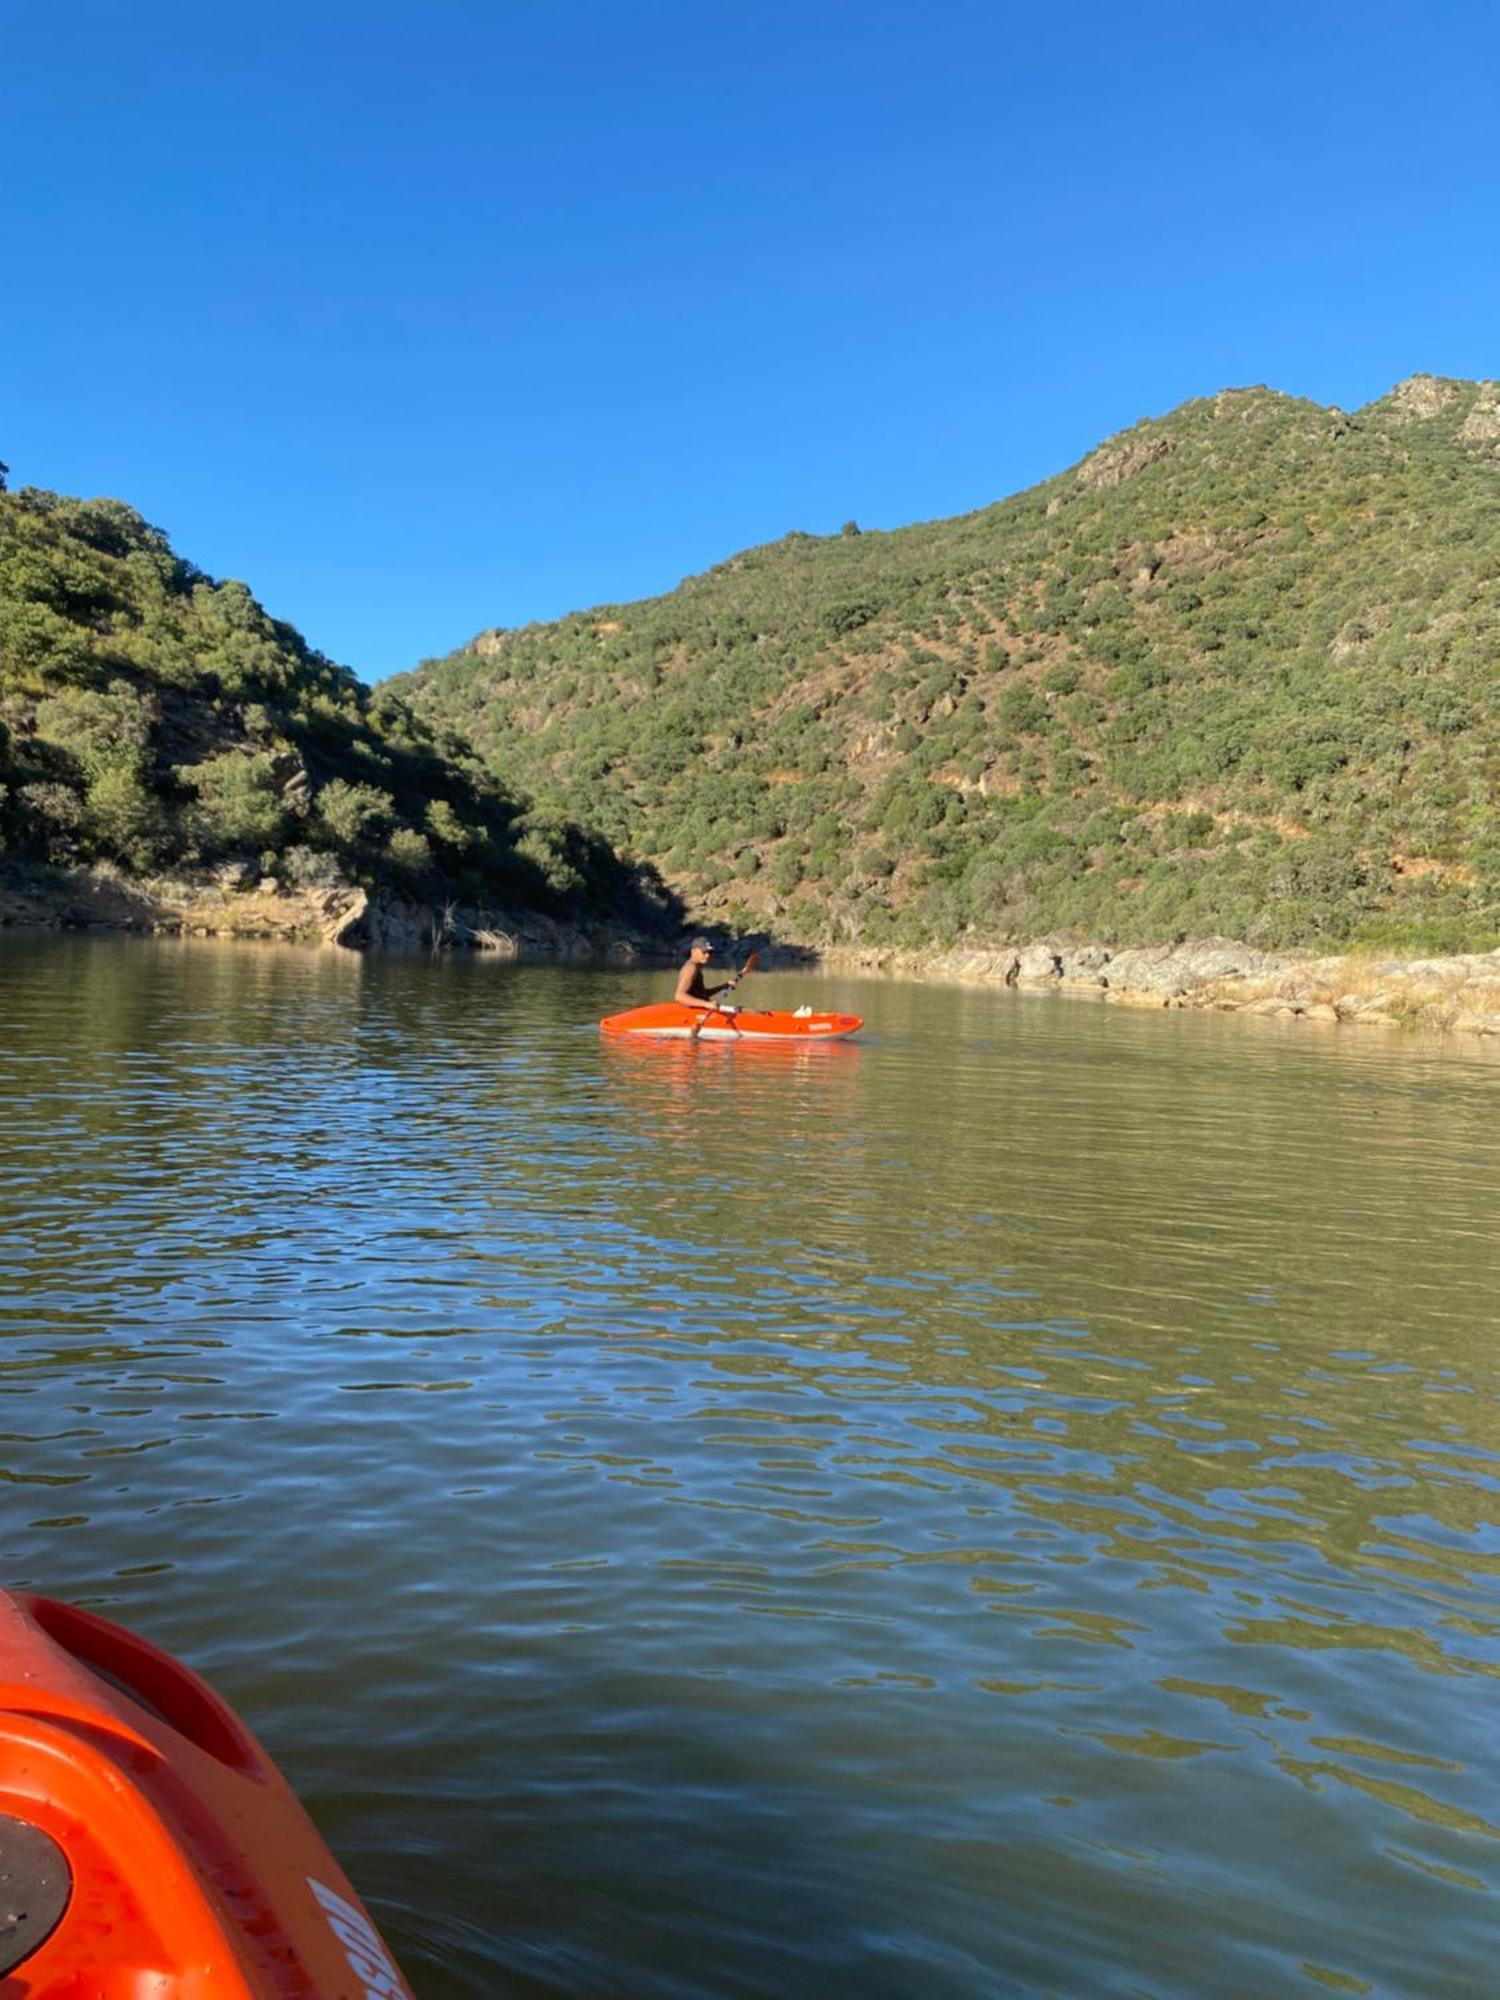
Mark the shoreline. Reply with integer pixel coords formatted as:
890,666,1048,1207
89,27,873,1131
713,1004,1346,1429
0,864,656,962
6,867,1500,1038
814,936,1500,1038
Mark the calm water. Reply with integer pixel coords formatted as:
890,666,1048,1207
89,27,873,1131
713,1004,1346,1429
3,936,1500,1998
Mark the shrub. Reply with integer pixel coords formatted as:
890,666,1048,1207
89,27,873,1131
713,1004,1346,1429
33,681,153,781
314,779,394,847
86,765,164,867
281,844,347,890
385,827,434,874
179,751,286,851
425,799,472,851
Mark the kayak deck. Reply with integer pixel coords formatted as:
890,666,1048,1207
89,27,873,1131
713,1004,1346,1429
0,1591,415,1997
600,1001,862,1040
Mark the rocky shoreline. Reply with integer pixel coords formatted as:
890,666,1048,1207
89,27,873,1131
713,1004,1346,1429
6,866,1500,1039
0,863,653,961
820,936,1500,1038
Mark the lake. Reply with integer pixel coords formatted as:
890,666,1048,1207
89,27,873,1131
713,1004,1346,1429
3,934,1499,1998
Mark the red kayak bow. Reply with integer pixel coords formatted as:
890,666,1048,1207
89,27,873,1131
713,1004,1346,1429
0,1591,415,1997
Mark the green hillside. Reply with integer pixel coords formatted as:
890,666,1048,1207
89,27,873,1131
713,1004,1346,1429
0,477,675,932
398,376,1500,954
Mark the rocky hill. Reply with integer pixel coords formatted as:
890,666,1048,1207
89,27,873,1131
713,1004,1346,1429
0,478,678,942
397,376,1500,954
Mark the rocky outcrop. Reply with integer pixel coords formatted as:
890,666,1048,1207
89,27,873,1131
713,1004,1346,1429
1008,944,1064,983
1386,374,1463,421
1076,431,1176,491
1098,939,1280,996
1460,385,1500,449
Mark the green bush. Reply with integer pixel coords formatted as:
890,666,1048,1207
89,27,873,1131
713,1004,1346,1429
314,779,394,847
33,680,153,781
385,827,434,875
179,751,286,851
86,765,164,867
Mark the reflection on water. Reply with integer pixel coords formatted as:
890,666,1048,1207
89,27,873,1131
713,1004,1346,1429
3,935,1500,1997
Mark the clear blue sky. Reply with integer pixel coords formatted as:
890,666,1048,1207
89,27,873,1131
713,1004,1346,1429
4,0,1497,681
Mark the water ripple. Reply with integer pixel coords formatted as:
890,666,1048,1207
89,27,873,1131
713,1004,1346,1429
3,935,1500,1996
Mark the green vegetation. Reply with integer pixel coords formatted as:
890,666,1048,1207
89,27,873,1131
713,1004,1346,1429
0,478,677,931
397,376,1500,952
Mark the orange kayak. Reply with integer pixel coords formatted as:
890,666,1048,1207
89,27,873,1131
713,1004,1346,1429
600,1001,862,1040
0,1591,415,1998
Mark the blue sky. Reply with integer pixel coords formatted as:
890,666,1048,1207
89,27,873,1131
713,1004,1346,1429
4,0,1497,681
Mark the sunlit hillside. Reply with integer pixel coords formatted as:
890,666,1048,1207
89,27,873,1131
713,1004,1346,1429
0,479,675,933
399,376,1500,953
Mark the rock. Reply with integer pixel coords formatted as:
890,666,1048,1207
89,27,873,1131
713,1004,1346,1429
1460,385,1500,447
1076,432,1176,491
1387,374,1461,421
323,890,370,948
1181,941,1281,983
1095,944,1176,993
362,897,433,951
1058,945,1112,980
1451,1010,1500,1036
1014,945,1063,983
941,949,1008,982
1104,939,1282,995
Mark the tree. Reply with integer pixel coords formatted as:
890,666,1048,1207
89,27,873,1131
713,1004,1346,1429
314,779,393,847
33,681,154,781
179,751,287,850
85,765,163,867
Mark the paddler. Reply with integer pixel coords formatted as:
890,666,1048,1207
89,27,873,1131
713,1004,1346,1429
674,936,739,1016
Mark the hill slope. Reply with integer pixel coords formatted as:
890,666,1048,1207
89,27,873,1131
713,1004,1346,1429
0,480,676,936
398,376,1500,953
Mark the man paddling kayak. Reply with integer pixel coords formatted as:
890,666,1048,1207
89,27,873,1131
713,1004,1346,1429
674,936,739,1017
